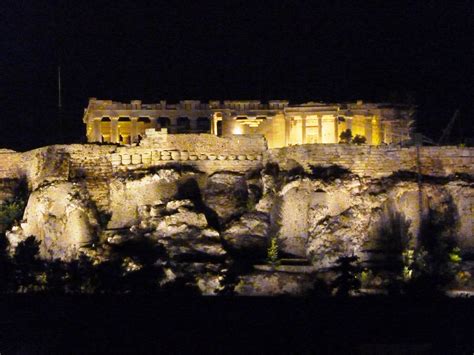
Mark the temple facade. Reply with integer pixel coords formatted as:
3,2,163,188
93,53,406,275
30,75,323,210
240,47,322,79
83,98,414,148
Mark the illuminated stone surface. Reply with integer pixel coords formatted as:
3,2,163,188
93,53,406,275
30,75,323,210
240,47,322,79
0,134,472,294
83,98,415,148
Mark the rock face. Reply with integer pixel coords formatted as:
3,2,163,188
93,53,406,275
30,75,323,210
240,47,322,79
3,157,473,295
115,198,227,295
222,211,270,256
7,182,99,260
203,172,248,224
108,169,187,229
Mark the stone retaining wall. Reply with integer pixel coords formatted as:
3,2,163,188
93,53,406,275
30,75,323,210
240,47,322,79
140,132,267,155
111,146,263,174
266,144,473,178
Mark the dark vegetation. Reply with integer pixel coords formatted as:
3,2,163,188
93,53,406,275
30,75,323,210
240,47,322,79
338,128,367,145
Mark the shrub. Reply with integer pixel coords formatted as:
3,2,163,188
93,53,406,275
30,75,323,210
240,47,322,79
267,237,279,265
0,199,26,230
339,129,353,144
352,135,366,145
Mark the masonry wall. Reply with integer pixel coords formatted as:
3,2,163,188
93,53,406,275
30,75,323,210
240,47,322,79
140,132,267,154
266,144,473,178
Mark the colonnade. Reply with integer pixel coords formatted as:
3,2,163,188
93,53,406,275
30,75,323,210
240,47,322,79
88,116,210,144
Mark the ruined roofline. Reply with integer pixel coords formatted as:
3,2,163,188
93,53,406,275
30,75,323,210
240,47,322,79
86,98,415,111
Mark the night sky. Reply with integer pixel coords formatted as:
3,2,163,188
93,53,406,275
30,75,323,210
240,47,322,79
2,1,473,151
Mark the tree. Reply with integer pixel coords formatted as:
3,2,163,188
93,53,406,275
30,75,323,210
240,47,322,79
45,259,67,294
339,129,353,144
13,236,42,292
352,135,366,145
331,255,361,296
65,253,97,293
405,205,462,296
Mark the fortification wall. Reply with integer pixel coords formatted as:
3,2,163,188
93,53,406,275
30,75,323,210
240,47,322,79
112,133,266,174
19,145,116,211
266,144,473,178
140,132,266,154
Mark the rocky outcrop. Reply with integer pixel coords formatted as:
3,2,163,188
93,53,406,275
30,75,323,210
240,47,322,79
2,143,472,295
203,172,248,224
108,169,188,229
106,198,228,295
6,182,99,260
222,211,270,256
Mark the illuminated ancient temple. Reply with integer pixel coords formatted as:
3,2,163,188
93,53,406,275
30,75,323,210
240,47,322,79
83,98,414,148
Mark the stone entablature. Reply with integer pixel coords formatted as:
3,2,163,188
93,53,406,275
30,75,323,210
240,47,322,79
83,98,414,148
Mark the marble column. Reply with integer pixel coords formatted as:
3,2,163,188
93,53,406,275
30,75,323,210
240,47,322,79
285,116,291,146
346,117,353,131
130,117,138,143
150,117,158,131
302,115,307,144
169,116,178,134
318,116,323,143
93,119,101,142
111,118,119,143
190,117,198,132
365,118,373,145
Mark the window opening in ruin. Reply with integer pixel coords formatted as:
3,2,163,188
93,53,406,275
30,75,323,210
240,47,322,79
159,117,170,127
197,117,210,132
177,117,190,132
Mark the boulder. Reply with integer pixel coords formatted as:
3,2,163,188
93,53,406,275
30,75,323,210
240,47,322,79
203,172,248,224
7,182,99,260
222,211,270,255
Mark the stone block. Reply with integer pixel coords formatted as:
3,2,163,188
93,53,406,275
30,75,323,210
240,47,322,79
180,152,189,160
141,152,152,165
171,151,180,160
111,154,121,166
121,154,131,165
131,154,142,165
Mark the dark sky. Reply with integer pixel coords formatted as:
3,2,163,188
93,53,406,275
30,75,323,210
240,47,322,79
2,1,473,150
